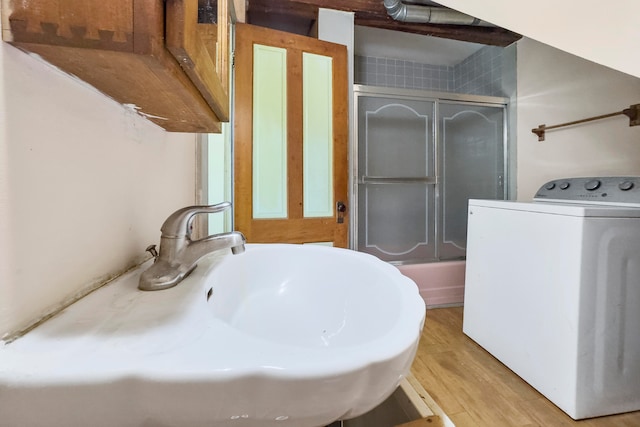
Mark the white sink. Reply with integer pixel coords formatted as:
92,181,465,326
0,244,425,427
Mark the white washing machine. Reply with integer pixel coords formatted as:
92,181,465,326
463,176,640,419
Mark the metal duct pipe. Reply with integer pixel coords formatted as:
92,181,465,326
383,0,494,26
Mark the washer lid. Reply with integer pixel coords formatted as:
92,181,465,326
468,199,640,218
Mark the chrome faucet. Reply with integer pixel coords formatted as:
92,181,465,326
138,202,246,291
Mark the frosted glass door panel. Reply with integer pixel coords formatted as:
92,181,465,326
252,44,288,219
358,97,434,179
358,183,435,262
303,52,333,218
357,95,436,262
439,102,505,259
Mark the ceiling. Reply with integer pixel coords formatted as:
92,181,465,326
245,0,522,47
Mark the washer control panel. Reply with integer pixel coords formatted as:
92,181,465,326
534,176,640,204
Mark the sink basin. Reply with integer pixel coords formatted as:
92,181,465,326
0,244,425,427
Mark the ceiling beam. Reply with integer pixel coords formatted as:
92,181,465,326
248,0,318,20
354,18,521,47
246,0,522,46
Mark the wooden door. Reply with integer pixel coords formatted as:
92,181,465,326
234,23,349,247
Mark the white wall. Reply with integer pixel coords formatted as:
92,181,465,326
317,9,356,247
422,0,640,199
433,0,640,79
516,38,640,199
318,8,354,138
0,21,197,338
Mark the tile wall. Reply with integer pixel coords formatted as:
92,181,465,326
355,45,505,97
355,55,454,92
453,45,504,96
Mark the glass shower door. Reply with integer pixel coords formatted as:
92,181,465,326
438,102,505,259
357,96,436,263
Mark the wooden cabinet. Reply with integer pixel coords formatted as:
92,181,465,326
1,0,230,133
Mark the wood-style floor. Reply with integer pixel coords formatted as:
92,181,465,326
411,307,640,427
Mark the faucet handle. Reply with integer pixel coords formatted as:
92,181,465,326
145,244,159,261
160,202,231,238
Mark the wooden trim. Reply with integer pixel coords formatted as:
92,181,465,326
1,0,13,42
287,48,304,221
250,218,339,243
197,24,218,65
395,417,444,427
331,41,349,248
133,0,163,55
404,374,454,426
166,0,230,121
233,23,255,239
216,0,230,94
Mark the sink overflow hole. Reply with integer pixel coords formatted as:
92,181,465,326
206,287,213,301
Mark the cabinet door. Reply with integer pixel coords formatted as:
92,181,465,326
166,0,230,121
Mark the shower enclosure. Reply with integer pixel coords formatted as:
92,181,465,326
354,85,508,264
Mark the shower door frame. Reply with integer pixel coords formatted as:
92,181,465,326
352,84,510,263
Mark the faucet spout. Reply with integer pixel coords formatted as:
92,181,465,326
189,231,246,263
138,203,246,291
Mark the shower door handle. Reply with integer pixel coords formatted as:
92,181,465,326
336,201,346,224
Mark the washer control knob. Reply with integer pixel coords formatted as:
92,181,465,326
585,179,601,191
619,180,635,191
545,182,556,190
559,182,570,190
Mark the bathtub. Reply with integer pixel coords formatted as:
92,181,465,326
397,261,466,307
